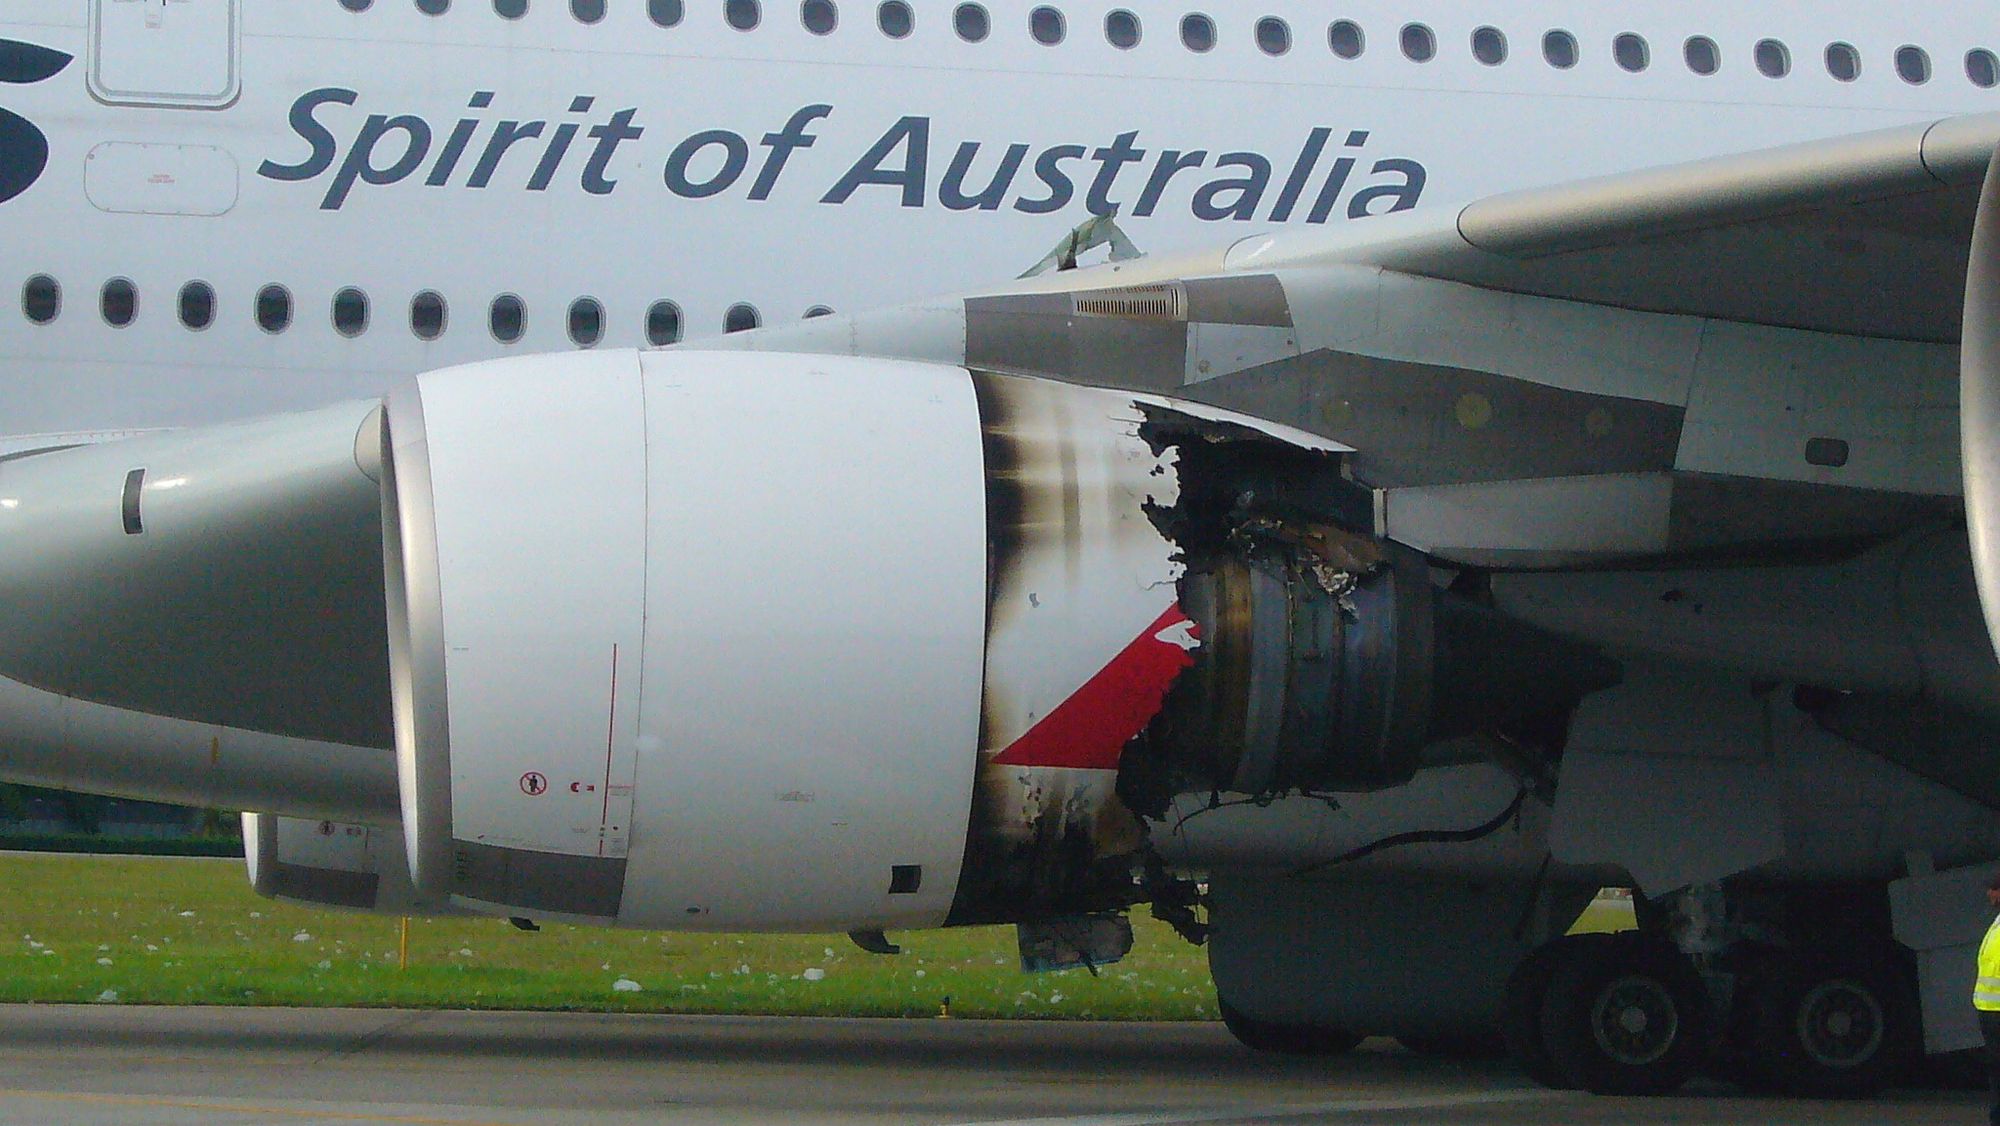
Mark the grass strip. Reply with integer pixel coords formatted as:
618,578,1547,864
1,854,1216,1019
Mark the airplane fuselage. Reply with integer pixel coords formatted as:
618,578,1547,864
2,1,1997,443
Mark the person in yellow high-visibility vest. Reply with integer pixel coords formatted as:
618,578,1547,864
1977,872,2000,1126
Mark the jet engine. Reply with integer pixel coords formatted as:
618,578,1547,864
0,348,1616,934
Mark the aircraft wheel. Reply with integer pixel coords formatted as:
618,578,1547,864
1501,934,1614,1089
1748,952,1909,1098
1537,934,1711,1096
1217,998,1364,1056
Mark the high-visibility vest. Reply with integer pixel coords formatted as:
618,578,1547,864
1977,913,2000,1011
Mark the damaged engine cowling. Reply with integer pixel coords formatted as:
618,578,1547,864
371,348,1616,928
0,346,1614,934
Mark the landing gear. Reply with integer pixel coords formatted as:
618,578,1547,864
1217,998,1364,1056
1503,933,1711,1096
1741,951,1912,1098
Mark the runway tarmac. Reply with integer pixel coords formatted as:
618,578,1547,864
0,1003,1983,1125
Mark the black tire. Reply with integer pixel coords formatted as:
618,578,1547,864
1502,935,1612,1090
1398,1031,1507,1060
1538,934,1712,1096
1217,998,1364,1056
1748,952,1912,1098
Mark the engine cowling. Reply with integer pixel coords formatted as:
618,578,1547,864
243,812,465,916
380,350,991,931
374,349,1615,931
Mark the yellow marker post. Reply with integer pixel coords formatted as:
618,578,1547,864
398,917,410,970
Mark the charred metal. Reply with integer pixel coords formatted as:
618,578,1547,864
1121,407,1620,820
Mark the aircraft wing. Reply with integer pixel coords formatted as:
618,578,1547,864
1236,113,1998,345
734,112,1997,568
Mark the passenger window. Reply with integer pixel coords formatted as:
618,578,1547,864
1755,39,1790,78
649,0,684,26
1471,26,1505,66
411,291,447,341
22,274,58,325
494,0,527,17
1897,45,1931,84
1683,36,1718,75
1327,20,1363,60
1969,49,1999,89
568,297,604,347
877,0,912,37
1543,29,1578,69
572,0,605,22
257,285,293,334
724,302,761,333
1614,32,1649,73
954,3,989,42
1030,6,1063,46
490,294,525,343
415,0,449,15
1825,41,1860,81
1180,13,1214,53
802,0,837,34
727,0,760,30
101,279,136,328
178,281,215,331
1257,18,1290,56
646,300,684,345
1104,10,1139,49
333,287,369,338
804,304,835,318
1400,23,1435,62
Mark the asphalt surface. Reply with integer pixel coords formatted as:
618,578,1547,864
0,1004,1983,1125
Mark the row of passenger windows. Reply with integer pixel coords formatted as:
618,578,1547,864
16,276,830,344
332,0,2000,88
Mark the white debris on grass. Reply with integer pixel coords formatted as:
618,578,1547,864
315,960,332,971
456,948,472,957
612,978,642,993
802,968,826,982
292,932,312,943
823,947,835,959
94,990,118,1003
95,957,112,967
145,944,158,952
177,910,195,918
1049,991,1064,1004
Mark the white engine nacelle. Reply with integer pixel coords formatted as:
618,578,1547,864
381,351,993,931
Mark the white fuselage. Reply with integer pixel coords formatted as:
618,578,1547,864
1,1,1995,442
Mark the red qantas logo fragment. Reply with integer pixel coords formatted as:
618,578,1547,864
991,605,1201,771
